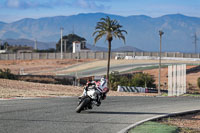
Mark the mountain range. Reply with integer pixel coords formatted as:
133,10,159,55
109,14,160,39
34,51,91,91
1,38,142,52
0,13,200,53
1,38,55,50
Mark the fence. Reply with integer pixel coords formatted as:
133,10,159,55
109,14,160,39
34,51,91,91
0,51,200,60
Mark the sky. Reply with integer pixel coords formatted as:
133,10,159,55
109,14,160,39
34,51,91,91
0,0,200,23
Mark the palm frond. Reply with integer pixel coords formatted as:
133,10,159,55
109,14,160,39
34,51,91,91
94,32,106,45
93,16,127,45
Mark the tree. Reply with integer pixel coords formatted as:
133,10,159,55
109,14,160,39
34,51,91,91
131,73,156,88
198,77,200,89
56,34,86,52
6,45,33,53
3,42,9,50
93,16,127,86
0,68,17,80
34,48,56,53
109,72,120,90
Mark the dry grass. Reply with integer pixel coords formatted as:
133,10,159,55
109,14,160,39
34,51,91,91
0,79,82,98
142,66,200,92
1,59,199,75
161,112,200,131
0,78,158,98
0,59,199,98
0,59,95,75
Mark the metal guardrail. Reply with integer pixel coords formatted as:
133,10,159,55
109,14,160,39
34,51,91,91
186,65,200,74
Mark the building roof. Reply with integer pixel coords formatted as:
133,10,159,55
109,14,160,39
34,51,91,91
73,41,81,43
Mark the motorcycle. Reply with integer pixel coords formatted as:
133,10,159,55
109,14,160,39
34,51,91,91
76,85,106,113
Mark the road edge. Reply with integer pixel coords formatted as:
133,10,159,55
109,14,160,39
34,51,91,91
0,96,73,100
118,109,200,133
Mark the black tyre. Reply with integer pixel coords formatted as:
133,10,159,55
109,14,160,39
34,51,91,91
76,97,90,113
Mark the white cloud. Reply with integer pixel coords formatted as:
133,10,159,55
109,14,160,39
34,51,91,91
1,0,109,11
6,0,20,8
72,0,110,10
2,0,67,9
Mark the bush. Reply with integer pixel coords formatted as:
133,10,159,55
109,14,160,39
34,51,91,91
119,76,130,86
109,72,156,91
109,72,120,90
0,68,17,80
198,77,200,89
131,73,155,88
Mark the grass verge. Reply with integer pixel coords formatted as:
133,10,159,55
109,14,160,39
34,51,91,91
128,121,198,133
183,93,200,97
128,121,179,133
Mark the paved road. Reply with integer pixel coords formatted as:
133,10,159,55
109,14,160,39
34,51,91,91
65,63,160,78
0,96,200,133
63,62,194,78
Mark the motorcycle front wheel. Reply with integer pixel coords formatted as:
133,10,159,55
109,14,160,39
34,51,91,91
76,97,90,113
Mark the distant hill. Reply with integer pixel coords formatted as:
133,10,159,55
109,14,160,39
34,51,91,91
85,44,143,52
86,44,108,52
0,13,200,53
0,22,5,30
1,38,143,52
112,45,143,52
2,39,56,50
1,38,108,51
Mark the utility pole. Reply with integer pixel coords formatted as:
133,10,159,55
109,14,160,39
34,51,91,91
193,32,198,54
60,27,64,59
158,30,164,95
72,24,75,35
0,39,2,50
34,39,37,50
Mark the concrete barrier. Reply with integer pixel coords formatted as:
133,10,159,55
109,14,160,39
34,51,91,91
117,86,150,93
0,52,200,60
125,56,200,61
117,85,167,93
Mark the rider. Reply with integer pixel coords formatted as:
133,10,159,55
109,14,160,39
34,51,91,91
96,78,109,102
81,78,109,106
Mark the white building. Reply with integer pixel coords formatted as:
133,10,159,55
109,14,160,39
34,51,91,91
0,50,6,53
72,41,90,53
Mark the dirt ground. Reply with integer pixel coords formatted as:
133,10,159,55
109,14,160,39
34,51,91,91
0,78,158,98
0,58,199,93
1,59,199,89
0,59,95,75
142,66,200,92
0,58,199,91
161,112,200,132
1,59,199,76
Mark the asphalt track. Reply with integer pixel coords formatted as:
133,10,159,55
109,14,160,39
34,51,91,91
0,96,200,133
64,62,196,78
66,63,160,77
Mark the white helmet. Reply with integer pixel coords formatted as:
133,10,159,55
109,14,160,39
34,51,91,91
101,78,105,82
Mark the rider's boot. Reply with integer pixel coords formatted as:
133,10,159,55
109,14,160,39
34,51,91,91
88,104,93,109
96,101,101,106
96,95,101,106
78,94,83,99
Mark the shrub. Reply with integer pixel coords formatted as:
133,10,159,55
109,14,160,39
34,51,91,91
0,68,17,80
131,73,155,88
109,72,156,90
198,77,200,89
119,76,130,86
109,72,120,90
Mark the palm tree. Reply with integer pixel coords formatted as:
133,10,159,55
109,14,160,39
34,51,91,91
93,16,127,86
